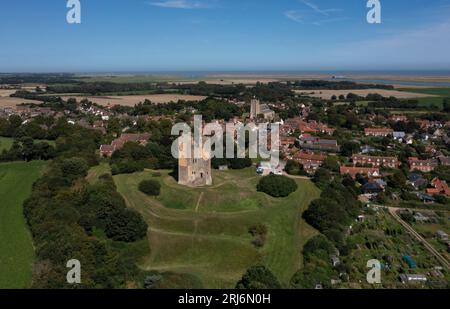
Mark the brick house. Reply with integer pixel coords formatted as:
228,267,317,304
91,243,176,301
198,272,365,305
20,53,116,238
340,166,380,179
427,178,450,197
293,152,327,172
100,133,151,157
364,128,394,137
352,155,400,169
408,157,439,172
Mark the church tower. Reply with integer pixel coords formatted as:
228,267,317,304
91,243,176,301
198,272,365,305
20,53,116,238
250,98,261,120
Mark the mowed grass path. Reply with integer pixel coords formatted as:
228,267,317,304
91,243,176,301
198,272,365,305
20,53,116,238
114,168,319,288
0,161,47,288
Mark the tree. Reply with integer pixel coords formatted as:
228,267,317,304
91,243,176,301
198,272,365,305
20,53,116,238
139,180,161,196
323,156,340,172
236,265,281,289
285,160,304,175
60,157,89,180
443,98,450,113
144,275,162,289
104,209,148,242
257,175,298,197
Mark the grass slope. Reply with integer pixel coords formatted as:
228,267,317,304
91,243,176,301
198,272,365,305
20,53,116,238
114,168,319,288
0,161,47,288
0,137,14,152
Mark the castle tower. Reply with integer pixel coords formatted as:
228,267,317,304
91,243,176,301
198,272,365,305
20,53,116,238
178,135,212,187
250,98,261,120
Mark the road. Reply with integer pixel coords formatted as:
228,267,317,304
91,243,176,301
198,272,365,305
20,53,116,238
388,207,450,270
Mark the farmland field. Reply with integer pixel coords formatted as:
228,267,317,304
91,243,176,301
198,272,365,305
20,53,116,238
0,97,41,109
0,161,47,288
60,94,208,106
397,88,450,97
114,167,320,288
296,89,438,100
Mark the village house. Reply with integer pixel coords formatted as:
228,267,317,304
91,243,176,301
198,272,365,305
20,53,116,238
99,133,151,157
436,230,449,241
280,136,297,148
364,127,394,137
293,151,326,172
407,174,428,190
400,274,427,285
390,115,409,122
438,156,450,166
298,134,340,152
352,155,400,169
417,120,442,130
426,178,450,197
408,157,439,172
340,166,380,179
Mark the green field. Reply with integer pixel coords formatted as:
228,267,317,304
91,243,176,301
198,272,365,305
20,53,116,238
0,161,47,288
0,137,55,152
0,137,14,152
397,88,450,97
114,168,320,288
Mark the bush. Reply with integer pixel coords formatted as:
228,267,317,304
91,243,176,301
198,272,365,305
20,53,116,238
139,179,161,196
236,265,281,289
257,175,298,197
249,224,268,248
285,160,304,176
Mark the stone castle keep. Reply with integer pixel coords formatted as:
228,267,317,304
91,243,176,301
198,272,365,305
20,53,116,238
178,135,212,187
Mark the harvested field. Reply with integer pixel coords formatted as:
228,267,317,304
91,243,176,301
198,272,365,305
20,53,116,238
0,97,41,109
0,90,17,97
295,89,438,99
61,94,207,106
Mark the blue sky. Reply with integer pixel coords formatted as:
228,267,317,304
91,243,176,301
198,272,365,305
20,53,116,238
1,0,450,72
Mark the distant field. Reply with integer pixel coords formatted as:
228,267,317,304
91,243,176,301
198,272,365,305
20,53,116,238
296,89,438,99
0,97,41,109
397,88,450,97
0,90,17,97
113,168,320,288
0,161,47,288
75,75,191,84
61,94,207,106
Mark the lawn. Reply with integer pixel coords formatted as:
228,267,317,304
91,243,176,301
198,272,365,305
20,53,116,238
0,137,14,152
113,167,320,288
0,161,47,288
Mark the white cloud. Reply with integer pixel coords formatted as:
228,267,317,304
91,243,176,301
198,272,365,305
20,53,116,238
284,10,304,23
149,0,214,9
301,0,342,16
